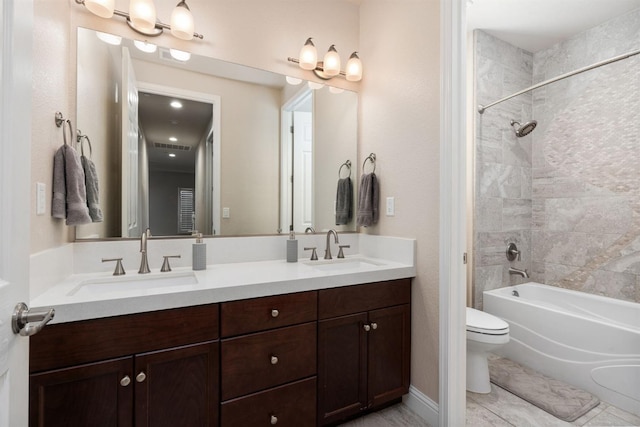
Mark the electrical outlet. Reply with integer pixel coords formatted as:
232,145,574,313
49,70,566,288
36,182,46,215
386,197,395,216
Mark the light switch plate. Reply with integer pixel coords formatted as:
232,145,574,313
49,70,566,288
36,182,46,215
222,207,230,219
386,197,395,216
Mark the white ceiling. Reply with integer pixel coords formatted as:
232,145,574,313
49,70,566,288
466,0,640,52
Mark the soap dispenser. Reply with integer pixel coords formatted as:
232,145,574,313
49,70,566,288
286,227,298,263
192,233,206,270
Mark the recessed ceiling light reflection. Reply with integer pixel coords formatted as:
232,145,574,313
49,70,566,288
96,31,122,45
170,100,183,109
169,136,178,142
286,76,302,85
169,48,191,61
133,40,157,53
308,81,324,90
168,153,176,158
329,86,344,94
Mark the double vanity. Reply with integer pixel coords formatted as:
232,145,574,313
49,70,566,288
28,234,415,426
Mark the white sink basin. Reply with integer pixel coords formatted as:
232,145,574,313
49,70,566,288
69,272,198,296
305,258,386,272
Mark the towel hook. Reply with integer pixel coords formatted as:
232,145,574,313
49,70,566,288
54,111,65,128
362,153,376,174
338,160,351,179
62,119,73,147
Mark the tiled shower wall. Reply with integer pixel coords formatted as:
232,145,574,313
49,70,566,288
473,8,640,307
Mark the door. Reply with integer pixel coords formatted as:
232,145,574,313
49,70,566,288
0,1,33,425
293,111,313,232
317,313,368,425
121,46,140,238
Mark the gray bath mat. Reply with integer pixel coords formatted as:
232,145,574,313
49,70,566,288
489,356,600,422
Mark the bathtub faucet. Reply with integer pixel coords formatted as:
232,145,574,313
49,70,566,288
508,267,529,279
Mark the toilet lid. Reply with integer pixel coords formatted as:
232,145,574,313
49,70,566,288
466,307,509,334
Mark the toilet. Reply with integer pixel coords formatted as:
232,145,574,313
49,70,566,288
466,307,510,393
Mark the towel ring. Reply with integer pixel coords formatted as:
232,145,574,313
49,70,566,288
362,153,376,174
62,119,73,147
338,160,351,179
77,130,93,158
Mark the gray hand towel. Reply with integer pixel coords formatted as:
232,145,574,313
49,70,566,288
81,155,103,222
335,177,353,225
52,145,92,226
356,172,379,227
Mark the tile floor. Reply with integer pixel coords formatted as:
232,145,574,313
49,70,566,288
338,386,640,427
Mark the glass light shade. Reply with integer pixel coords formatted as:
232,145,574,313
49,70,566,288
285,76,302,85
346,52,363,81
133,40,157,53
299,38,317,71
329,86,344,94
84,0,115,18
323,45,341,77
308,81,324,90
96,31,122,45
169,48,191,61
170,1,195,41
129,0,157,33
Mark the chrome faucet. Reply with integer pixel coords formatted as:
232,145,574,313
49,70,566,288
324,229,339,260
139,228,151,274
508,267,529,278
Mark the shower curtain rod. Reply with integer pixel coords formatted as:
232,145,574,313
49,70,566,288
477,47,640,114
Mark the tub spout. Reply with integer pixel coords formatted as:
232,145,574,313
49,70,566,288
509,267,529,278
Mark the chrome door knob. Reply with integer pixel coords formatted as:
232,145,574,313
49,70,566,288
120,376,131,387
270,355,279,365
136,372,147,383
271,309,279,318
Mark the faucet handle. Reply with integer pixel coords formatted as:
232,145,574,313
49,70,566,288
337,245,350,259
304,247,318,261
102,258,126,276
161,255,181,272
506,243,521,261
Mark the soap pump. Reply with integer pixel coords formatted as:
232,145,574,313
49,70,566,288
286,227,298,263
192,232,206,270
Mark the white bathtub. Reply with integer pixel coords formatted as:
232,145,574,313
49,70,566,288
484,283,640,417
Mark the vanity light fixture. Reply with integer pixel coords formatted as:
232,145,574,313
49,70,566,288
288,38,363,81
133,39,157,53
74,0,203,40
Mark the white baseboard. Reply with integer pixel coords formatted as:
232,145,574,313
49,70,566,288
403,385,439,427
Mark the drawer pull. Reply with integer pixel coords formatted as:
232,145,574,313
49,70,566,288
136,372,147,383
270,415,278,425
270,355,279,365
363,324,371,332
120,376,131,387
271,309,279,318
371,322,378,330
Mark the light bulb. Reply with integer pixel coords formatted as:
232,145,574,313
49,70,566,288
84,0,115,18
299,38,317,71
171,0,195,41
169,48,191,62
129,0,157,33
133,40,157,53
323,45,341,77
96,31,122,45
285,76,302,85
346,52,363,81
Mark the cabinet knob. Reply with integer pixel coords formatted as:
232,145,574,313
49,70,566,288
371,322,378,330
271,309,279,318
270,415,278,425
363,324,371,332
120,375,131,387
270,355,279,365
136,372,147,383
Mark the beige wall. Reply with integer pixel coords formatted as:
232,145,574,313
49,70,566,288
359,0,441,402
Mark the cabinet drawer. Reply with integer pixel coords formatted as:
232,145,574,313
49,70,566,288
221,322,316,400
221,377,316,427
30,304,219,373
221,291,317,337
318,279,411,319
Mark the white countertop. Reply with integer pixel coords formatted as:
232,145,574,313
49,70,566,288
31,255,415,324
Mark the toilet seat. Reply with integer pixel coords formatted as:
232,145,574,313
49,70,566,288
466,307,509,335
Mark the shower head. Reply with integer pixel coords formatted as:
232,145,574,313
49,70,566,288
510,119,537,137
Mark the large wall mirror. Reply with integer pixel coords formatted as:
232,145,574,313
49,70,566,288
75,27,358,239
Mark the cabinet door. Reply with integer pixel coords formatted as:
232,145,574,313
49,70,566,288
367,304,410,409
317,313,368,426
30,357,133,427
134,341,219,427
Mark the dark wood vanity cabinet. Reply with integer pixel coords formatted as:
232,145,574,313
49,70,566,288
317,279,411,426
29,304,220,427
